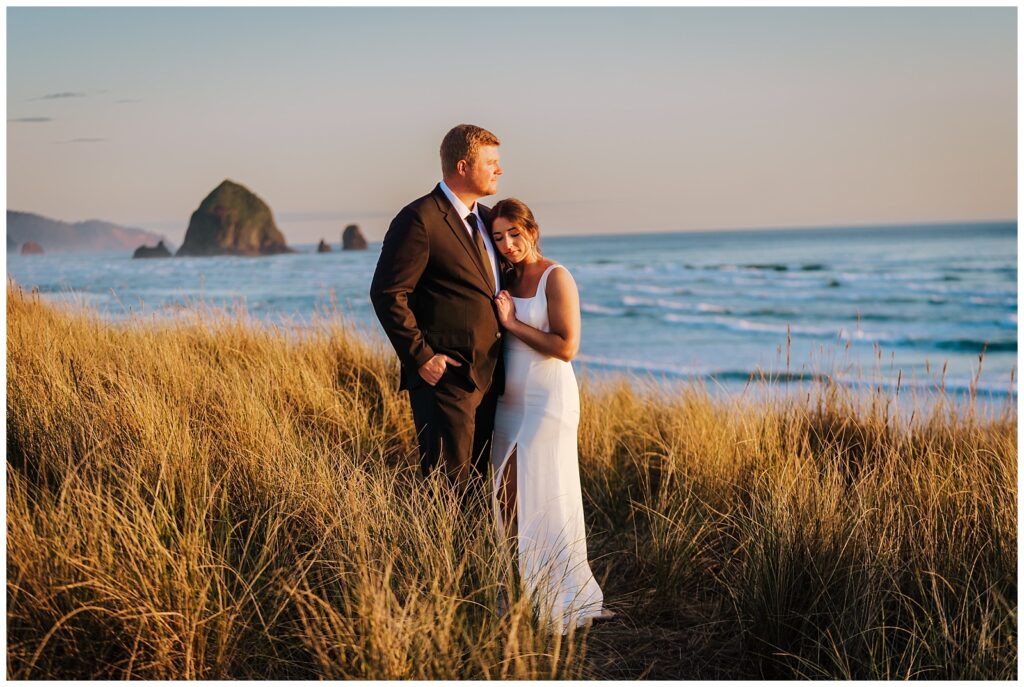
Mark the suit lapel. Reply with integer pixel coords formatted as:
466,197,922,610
432,185,496,295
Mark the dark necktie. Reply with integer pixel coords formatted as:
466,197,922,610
466,213,496,294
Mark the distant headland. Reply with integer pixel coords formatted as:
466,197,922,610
6,210,167,254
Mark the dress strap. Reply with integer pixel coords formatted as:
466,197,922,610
538,263,563,300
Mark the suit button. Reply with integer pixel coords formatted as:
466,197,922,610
496,332,502,339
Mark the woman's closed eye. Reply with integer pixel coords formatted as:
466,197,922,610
492,231,521,244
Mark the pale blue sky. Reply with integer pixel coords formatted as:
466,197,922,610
7,7,1017,244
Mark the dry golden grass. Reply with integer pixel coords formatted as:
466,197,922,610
6,281,1017,679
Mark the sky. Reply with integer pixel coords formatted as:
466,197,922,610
6,6,1017,245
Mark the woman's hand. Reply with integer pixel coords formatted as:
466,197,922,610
494,290,517,327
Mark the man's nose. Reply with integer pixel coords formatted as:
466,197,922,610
495,165,503,176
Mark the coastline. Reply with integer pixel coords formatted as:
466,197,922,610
17,279,1017,417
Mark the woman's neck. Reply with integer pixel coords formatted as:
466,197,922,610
513,254,542,280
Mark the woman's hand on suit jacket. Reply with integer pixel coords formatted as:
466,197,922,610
495,290,517,327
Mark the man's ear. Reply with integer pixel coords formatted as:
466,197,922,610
456,159,467,176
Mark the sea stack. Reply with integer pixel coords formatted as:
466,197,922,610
175,180,292,257
317,239,332,253
133,240,172,259
20,241,44,255
342,224,368,250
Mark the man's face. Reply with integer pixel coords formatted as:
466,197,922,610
463,145,502,197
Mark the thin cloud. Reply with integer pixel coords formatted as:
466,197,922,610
55,137,106,144
37,91,87,100
8,116,52,123
116,98,142,104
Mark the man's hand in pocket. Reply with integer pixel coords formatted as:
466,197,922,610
418,353,462,386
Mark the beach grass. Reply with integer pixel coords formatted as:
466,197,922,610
6,280,1017,679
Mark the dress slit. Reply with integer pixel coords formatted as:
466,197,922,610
492,440,519,538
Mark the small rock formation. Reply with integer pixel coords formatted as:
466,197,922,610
133,240,172,259
317,239,332,253
20,241,44,255
175,179,293,257
342,224,368,251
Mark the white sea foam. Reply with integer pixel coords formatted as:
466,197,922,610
614,283,679,295
581,302,626,316
622,295,685,310
575,353,709,377
663,312,894,341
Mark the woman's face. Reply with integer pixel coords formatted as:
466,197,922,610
491,216,534,264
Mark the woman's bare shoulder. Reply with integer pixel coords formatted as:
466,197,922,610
544,262,577,297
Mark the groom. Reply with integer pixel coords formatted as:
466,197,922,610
370,124,505,491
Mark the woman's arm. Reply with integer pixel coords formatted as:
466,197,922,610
502,267,580,362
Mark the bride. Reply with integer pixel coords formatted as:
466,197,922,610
488,197,613,634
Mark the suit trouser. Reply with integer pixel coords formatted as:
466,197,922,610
408,371,499,492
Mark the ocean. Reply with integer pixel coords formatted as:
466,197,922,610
7,221,1017,407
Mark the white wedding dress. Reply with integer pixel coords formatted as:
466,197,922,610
491,263,605,634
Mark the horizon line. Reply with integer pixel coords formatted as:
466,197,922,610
7,208,1016,244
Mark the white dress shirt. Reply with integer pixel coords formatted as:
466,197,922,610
439,180,500,296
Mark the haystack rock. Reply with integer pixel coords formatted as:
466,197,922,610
20,241,44,255
317,239,332,253
342,224,368,250
133,240,172,259
175,180,293,257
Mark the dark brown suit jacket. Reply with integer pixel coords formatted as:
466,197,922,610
370,184,505,394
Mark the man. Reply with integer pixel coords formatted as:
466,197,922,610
370,124,504,491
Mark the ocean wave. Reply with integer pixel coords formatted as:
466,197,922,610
581,302,629,316
575,354,707,376
597,295,824,319
742,263,789,272
662,313,888,340
574,355,1016,396
930,339,1017,353
904,283,1016,298
576,262,655,274
668,313,1019,353
967,295,1018,306
614,283,691,295
696,262,828,273
621,295,730,313
606,282,1007,319
745,287,1013,308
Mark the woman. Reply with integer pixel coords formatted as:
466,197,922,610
489,198,613,634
